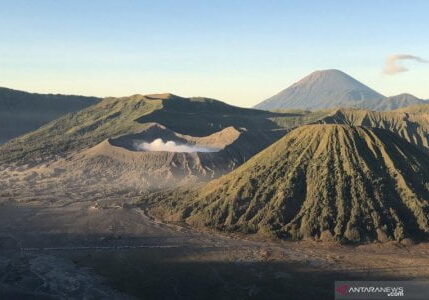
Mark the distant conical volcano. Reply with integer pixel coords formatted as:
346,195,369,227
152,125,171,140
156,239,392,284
255,69,385,110
164,124,429,243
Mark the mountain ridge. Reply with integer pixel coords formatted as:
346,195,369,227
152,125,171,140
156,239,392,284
316,108,429,149
0,93,330,166
153,124,429,243
358,93,426,111
0,86,100,144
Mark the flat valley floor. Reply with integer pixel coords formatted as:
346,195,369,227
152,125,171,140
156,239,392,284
1,200,429,300
1,168,429,299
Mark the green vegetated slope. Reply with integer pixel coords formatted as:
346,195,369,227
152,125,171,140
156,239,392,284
0,87,100,144
0,93,329,165
154,124,429,243
0,94,164,164
317,108,429,149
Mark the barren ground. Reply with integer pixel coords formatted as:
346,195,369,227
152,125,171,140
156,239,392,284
1,167,429,299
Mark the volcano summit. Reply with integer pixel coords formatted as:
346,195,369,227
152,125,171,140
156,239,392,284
255,70,385,110
159,124,429,243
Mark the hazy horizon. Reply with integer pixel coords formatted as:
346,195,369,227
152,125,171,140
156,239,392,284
1,0,428,107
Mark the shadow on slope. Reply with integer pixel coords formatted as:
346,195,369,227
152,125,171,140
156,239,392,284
0,93,328,166
151,125,429,243
136,94,301,136
0,87,100,144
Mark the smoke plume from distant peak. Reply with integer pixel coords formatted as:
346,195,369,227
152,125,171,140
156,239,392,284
383,54,428,75
134,138,220,153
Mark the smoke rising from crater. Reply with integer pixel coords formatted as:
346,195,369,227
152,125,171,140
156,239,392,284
383,54,428,75
134,138,220,153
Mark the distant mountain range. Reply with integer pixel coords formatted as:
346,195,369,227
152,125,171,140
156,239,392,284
359,93,427,111
2,71,426,145
0,87,100,144
254,69,427,111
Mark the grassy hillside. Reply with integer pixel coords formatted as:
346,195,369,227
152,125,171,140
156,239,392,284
0,93,329,165
153,125,429,243
0,87,100,144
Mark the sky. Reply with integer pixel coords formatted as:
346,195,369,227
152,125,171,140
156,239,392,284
0,0,428,107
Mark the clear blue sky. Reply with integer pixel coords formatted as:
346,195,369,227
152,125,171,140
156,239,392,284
1,0,428,106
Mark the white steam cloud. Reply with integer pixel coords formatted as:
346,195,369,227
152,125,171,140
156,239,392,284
134,138,220,153
383,54,428,75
